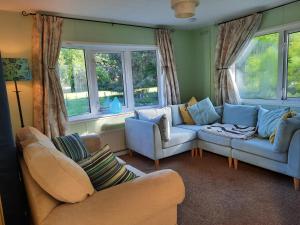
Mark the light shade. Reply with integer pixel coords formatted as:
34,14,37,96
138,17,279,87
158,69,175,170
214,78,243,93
171,0,199,18
2,58,32,81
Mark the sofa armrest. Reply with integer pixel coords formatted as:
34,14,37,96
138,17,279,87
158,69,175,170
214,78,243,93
80,134,101,153
288,130,300,178
42,170,185,225
125,118,162,160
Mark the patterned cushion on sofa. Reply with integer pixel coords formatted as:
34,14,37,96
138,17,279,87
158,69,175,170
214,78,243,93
78,145,138,191
52,133,90,162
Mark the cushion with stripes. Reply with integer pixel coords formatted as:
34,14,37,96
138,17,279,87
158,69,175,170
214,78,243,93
52,133,90,162
78,145,138,191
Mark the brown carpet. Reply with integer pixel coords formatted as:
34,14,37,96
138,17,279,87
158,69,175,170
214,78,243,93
121,152,300,225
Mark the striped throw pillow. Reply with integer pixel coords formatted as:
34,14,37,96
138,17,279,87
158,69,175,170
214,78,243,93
52,133,90,162
78,145,138,191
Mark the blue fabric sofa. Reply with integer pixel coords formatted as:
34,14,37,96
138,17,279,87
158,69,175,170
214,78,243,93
125,104,300,190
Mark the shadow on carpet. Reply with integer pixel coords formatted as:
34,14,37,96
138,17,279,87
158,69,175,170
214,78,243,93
121,152,300,225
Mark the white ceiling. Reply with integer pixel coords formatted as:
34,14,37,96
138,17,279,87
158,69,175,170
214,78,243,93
0,0,296,29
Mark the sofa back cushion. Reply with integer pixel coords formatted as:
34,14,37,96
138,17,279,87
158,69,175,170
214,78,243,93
272,115,300,153
222,103,258,127
139,113,171,141
170,104,184,126
179,97,198,125
187,98,220,125
16,126,57,150
23,141,94,203
257,107,290,138
135,107,172,126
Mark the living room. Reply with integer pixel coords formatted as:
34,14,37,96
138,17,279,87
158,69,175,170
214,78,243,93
0,0,300,225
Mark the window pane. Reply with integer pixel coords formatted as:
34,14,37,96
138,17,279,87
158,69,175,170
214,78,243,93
287,31,300,98
131,50,159,106
235,33,280,99
58,48,90,117
94,53,125,109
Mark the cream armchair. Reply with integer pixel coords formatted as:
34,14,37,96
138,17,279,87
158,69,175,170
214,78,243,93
17,128,185,225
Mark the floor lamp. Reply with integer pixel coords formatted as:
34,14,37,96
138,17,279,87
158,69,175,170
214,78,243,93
2,58,32,128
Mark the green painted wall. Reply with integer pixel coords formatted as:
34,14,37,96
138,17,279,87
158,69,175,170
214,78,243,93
172,30,196,102
0,11,194,135
192,1,300,104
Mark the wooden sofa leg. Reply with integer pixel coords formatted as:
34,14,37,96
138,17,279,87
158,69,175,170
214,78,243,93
228,157,232,168
191,149,195,157
128,149,133,157
294,178,300,191
233,159,238,170
198,148,203,159
155,160,160,169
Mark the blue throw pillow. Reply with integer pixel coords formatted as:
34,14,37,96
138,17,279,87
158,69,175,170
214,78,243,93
214,106,223,123
257,107,290,138
222,103,258,127
273,115,300,153
187,97,220,125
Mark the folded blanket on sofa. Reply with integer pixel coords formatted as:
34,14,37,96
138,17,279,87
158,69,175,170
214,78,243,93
200,123,256,139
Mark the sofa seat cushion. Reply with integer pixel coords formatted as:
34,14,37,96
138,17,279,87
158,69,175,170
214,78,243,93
231,138,287,162
162,127,196,148
197,130,231,146
176,125,203,132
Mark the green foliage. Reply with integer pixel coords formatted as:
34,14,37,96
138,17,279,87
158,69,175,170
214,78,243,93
95,53,124,93
236,33,279,99
236,32,300,99
59,48,87,93
287,32,300,97
58,48,160,116
132,51,157,88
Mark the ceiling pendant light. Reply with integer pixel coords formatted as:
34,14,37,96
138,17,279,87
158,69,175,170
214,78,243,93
171,0,199,18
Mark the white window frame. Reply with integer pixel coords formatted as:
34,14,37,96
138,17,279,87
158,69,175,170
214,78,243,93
234,21,300,106
60,42,164,122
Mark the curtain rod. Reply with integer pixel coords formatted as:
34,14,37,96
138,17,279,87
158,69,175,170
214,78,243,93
218,0,299,25
21,11,159,30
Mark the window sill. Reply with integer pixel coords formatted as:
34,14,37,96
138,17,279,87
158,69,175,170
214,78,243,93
240,98,300,107
67,105,164,124
68,111,134,124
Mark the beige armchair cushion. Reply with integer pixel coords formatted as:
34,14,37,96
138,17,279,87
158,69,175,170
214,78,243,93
42,169,185,225
16,126,57,149
23,141,94,203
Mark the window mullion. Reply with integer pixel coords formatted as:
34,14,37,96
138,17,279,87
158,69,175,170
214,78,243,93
124,51,134,110
85,49,100,114
277,31,285,100
282,31,289,100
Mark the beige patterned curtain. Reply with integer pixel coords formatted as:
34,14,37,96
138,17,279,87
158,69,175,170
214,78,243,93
215,14,262,105
32,14,67,138
155,29,181,105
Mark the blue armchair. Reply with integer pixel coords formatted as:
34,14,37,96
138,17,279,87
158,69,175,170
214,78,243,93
125,107,197,168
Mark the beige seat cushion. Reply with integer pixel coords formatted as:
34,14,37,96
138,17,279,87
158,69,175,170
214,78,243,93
23,141,94,203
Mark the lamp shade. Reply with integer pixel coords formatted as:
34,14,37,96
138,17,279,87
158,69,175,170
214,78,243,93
171,0,199,18
2,58,32,81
